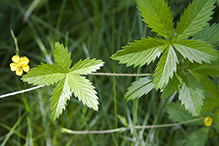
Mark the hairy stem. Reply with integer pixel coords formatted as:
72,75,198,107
85,72,153,77
0,72,152,99
0,85,43,99
61,117,204,134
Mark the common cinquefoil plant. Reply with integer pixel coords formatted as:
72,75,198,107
112,0,219,120
3,0,219,145
2,0,219,135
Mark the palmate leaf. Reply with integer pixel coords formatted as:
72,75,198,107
153,45,178,89
173,39,218,64
194,23,219,47
111,37,168,67
179,72,204,116
22,63,65,86
68,74,99,110
54,42,72,71
174,0,216,41
124,77,154,100
50,75,71,121
136,0,174,40
22,42,104,120
70,58,104,74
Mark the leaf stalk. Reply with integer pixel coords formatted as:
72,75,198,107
61,117,204,134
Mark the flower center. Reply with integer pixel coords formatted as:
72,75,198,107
17,62,22,68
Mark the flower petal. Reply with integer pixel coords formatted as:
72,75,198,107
10,63,18,71
21,56,29,65
22,65,30,72
16,68,23,76
12,55,20,63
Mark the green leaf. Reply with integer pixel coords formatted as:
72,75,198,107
68,74,99,110
111,37,168,67
185,127,209,146
124,77,154,100
198,75,219,112
179,72,204,116
136,0,174,40
173,39,218,64
214,108,219,129
161,74,180,99
117,115,129,127
166,103,193,122
153,45,178,89
50,76,71,121
174,0,216,41
70,58,104,74
190,60,219,77
194,23,219,47
22,63,65,86
54,42,72,71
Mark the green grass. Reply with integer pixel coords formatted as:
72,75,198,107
0,0,219,145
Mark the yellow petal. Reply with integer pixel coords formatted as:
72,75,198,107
16,68,23,76
12,55,20,63
10,63,18,71
21,56,29,65
22,65,30,72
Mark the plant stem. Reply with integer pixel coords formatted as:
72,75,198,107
0,73,152,99
85,72,152,77
61,117,204,134
10,30,19,54
0,85,43,99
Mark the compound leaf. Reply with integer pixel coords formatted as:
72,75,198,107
70,58,104,74
124,77,154,100
111,37,168,67
153,45,178,89
194,23,219,47
68,74,99,110
136,0,174,40
179,72,204,116
22,41,104,120
54,42,72,71
173,39,218,64
50,75,71,121
22,63,65,86
174,0,216,41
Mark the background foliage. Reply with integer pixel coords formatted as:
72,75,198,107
0,0,219,145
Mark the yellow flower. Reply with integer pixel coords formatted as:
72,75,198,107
204,116,213,127
10,55,30,76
